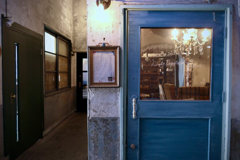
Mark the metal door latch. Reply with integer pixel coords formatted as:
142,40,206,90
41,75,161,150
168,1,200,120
10,94,16,103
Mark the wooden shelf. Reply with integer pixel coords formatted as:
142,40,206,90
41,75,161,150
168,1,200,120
141,55,175,59
141,73,158,75
141,81,158,83
140,88,159,90
143,65,158,67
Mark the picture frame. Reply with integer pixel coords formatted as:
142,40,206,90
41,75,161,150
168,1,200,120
88,46,120,87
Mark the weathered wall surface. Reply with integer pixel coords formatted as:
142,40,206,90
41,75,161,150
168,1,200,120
44,87,76,135
88,118,120,160
87,1,121,159
73,0,88,52
0,0,76,159
87,0,240,159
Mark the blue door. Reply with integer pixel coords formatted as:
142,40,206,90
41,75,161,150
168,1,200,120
127,11,225,159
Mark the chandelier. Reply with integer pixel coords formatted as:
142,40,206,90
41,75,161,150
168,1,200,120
171,28,211,56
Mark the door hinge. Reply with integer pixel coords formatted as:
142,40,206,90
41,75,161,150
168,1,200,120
224,27,227,38
41,48,43,55
222,91,225,103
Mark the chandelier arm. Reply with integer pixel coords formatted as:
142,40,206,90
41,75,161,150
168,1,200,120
172,39,183,48
197,38,205,46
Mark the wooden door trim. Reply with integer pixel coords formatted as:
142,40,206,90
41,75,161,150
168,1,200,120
120,5,232,160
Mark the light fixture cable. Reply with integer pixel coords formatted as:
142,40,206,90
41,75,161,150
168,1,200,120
5,0,7,18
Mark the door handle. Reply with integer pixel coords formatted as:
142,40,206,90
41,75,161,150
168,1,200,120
131,144,136,149
11,94,16,104
132,98,137,119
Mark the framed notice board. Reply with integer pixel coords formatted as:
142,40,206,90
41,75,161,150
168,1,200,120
88,46,120,87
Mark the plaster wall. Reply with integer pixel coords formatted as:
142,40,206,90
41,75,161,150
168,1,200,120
0,0,76,159
87,0,240,159
73,0,88,52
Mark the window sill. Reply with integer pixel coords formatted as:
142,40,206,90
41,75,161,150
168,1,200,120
45,88,71,97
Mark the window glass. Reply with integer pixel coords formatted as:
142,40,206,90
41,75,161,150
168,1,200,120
82,57,88,99
59,73,68,88
93,51,115,83
82,86,87,99
45,32,56,53
45,53,56,71
83,72,88,85
83,58,88,71
59,56,68,72
59,39,69,57
45,73,57,91
140,28,212,100
44,29,70,93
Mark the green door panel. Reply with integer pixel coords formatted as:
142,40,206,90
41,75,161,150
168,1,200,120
2,16,43,160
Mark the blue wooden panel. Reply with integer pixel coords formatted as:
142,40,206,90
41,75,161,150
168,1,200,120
127,11,225,160
139,118,210,160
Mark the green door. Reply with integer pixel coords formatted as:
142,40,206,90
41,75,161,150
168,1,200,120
2,17,43,160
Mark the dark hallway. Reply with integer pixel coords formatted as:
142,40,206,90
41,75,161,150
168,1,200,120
16,113,88,160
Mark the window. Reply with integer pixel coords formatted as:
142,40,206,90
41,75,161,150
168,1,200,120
44,28,71,94
82,58,88,99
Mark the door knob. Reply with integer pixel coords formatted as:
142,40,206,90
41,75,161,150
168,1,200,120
130,144,136,149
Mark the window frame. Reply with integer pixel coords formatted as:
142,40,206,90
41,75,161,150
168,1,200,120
44,26,71,96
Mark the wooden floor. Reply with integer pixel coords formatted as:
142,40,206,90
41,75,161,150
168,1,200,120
17,112,88,160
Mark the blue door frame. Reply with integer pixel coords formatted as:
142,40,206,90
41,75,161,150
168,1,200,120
120,5,232,160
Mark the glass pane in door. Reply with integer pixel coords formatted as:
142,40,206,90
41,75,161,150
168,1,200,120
140,28,212,100
83,58,88,71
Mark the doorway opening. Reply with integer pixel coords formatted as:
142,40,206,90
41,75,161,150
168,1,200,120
77,52,88,112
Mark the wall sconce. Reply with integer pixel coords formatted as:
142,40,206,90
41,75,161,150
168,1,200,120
96,0,111,10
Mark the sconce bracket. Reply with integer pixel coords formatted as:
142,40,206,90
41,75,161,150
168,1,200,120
96,0,111,10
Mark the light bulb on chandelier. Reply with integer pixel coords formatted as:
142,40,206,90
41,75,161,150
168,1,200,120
171,28,211,56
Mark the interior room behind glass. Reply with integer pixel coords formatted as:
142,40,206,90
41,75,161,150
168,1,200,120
140,28,212,100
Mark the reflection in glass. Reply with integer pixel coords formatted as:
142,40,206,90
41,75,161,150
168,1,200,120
59,39,69,57
140,28,212,100
45,53,56,71
59,73,68,88
59,56,68,71
45,73,57,91
93,51,115,83
83,86,87,99
45,32,56,53
83,72,88,85
83,58,88,71
15,43,19,142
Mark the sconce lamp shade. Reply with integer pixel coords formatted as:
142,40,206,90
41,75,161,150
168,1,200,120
96,0,111,10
